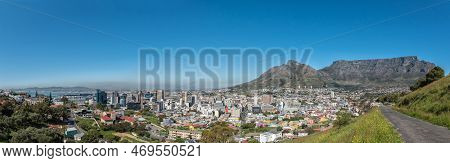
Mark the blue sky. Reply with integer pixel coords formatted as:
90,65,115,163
1,0,450,89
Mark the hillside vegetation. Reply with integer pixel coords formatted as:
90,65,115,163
286,108,403,143
396,75,450,129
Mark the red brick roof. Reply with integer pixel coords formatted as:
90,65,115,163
101,116,113,121
121,116,136,123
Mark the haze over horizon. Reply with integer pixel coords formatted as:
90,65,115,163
1,0,450,89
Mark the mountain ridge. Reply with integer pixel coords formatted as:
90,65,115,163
233,56,436,89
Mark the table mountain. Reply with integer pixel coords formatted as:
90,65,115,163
233,56,435,89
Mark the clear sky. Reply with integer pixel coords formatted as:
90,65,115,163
1,0,449,89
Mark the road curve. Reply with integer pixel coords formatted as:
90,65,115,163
380,106,450,143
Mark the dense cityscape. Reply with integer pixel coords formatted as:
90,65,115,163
0,86,407,143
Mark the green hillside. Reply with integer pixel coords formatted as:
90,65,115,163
286,108,403,143
396,75,450,129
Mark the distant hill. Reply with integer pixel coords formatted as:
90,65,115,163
396,75,450,129
13,87,96,95
285,108,403,143
233,56,435,89
21,87,95,91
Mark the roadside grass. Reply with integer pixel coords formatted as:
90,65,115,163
395,75,450,129
395,108,450,129
285,108,403,143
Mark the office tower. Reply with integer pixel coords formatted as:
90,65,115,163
253,94,258,106
139,91,144,110
156,90,165,101
190,95,197,107
119,94,127,107
157,101,165,113
111,91,119,105
96,89,107,105
183,91,188,104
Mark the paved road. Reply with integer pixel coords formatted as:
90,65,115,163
380,106,450,143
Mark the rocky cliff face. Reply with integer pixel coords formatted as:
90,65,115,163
234,56,436,89
320,56,435,87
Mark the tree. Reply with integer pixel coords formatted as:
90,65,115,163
241,123,256,130
102,122,132,132
301,124,308,129
81,129,102,143
333,111,352,128
305,127,315,135
247,138,259,143
61,96,69,105
410,66,445,91
0,117,13,141
276,126,283,131
10,127,63,143
47,106,69,123
0,100,14,117
103,134,120,143
77,118,96,131
201,122,237,143
29,102,68,124
12,109,45,128
0,98,67,143
134,124,151,138
96,103,108,111
175,137,186,143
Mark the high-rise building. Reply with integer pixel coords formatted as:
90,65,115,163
96,89,107,105
157,101,165,113
183,91,188,104
119,94,127,107
111,91,119,105
156,90,165,101
138,91,144,110
190,95,197,107
253,94,258,106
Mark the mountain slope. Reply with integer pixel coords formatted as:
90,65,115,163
395,75,450,128
236,60,328,89
233,56,435,89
